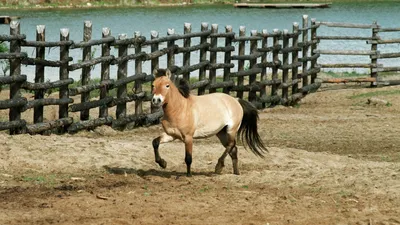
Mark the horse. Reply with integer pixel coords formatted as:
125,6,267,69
151,68,267,177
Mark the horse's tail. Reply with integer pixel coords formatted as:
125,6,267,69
237,99,268,157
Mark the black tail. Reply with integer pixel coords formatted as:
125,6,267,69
237,99,268,157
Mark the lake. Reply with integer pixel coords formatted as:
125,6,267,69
1,2,400,81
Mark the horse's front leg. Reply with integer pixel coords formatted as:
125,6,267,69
152,133,175,169
184,136,193,177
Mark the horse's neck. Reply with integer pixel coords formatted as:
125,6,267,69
163,85,190,118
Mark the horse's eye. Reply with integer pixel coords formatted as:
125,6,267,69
151,85,154,89
166,84,170,88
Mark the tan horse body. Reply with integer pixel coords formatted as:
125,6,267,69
151,69,266,176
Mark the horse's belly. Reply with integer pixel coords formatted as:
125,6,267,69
193,123,225,139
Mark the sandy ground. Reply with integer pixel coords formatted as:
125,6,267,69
1,84,400,225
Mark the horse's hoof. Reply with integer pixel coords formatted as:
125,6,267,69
158,159,167,169
215,164,224,174
186,173,192,177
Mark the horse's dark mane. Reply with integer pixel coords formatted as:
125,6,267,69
154,69,190,98
175,78,190,98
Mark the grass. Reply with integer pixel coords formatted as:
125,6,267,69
348,89,400,99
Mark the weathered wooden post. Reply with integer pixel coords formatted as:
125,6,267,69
34,25,45,125
183,23,191,81
236,26,246,99
271,29,280,99
260,29,268,108
59,28,70,131
223,25,233,94
209,24,218,93
292,23,299,94
9,20,23,134
81,21,92,121
134,31,143,115
370,21,379,87
249,30,258,103
310,18,318,84
198,22,208,96
167,28,175,80
116,33,128,119
302,15,309,87
150,30,159,114
282,29,289,102
100,27,111,118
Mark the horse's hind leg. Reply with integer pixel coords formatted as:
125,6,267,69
215,128,239,175
152,133,175,169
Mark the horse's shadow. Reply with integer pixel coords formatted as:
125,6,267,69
103,165,215,178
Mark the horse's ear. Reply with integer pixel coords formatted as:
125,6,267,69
153,68,158,78
166,69,172,79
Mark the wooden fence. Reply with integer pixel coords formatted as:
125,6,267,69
315,21,400,86
0,14,350,135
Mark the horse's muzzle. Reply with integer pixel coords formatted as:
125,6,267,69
152,94,164,106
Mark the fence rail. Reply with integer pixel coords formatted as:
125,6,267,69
1,15,400,135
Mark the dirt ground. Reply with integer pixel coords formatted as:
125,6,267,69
1,84,400,225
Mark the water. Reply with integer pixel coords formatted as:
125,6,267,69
1,2,400,81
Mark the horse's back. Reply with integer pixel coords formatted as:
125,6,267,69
191,93,243,138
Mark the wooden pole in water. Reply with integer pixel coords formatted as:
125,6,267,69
236,26,246,99
209,24,218,93
292,23,299,95
282,29,289,102
81,21,92,121
302,15,309,87
100,27,111,118
116,33,128,120
370,21,379,87
260,29,268,108
59,28,70,133
223,25,233,94
34,25,45,126
198,22,208,96
183,23,191,81
150,30,159,114
249,29,258,103
134,31,143,116
9,20,22,134
310,18,318,84
167,28,175,80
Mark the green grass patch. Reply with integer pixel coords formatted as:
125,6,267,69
349,89,400,99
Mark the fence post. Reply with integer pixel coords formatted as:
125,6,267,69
34,25,45,125
167,28,175,80
370,21,379,87
223,25,233,94
198,22,208,96
249,30,258,103
271,29,280,101
292,23,299,95
116,34,128,120
236,26,246,99
302,15,309,87
134,31,143,115
59,28,70,133
209,24,218,93
9,21,22,134
81,21,92,121
282,29,289,102
150,30,159,114
310,18,318,84
183,23,191,81
100,27,111,118
260,29,268,108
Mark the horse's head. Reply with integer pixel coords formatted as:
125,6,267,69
152,68,173,107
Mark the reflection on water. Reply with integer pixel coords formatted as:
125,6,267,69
1,2,400,81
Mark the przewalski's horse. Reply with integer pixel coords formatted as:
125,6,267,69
151,69,267,177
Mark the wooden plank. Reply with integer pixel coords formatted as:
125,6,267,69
233,3,331,9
